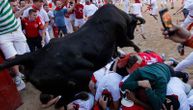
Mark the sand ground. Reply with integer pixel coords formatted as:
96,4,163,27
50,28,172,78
17,1,193,110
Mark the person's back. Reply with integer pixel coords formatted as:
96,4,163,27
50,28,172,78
121,63,172,110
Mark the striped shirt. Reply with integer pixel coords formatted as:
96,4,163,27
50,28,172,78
0,0,19,35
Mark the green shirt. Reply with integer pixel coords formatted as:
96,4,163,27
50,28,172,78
121,63,171,110
0,0,19,35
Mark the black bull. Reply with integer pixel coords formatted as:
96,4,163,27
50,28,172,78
0,4,145,106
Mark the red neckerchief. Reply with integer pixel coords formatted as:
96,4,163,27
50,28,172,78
32,5,40,11
85,1,91,5
55,5,64,11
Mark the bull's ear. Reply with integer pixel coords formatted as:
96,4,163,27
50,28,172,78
136,16,145,25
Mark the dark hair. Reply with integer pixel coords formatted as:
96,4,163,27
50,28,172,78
74,92,89,101
43,3,48,7
33,0,43,3
126,55,138,68
29,9,37,15
163,95,180,110
175,71,189,83
40,93,53,104
19,0,25,4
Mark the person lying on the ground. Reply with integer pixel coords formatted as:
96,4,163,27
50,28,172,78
112,50,178,76
120,63,174,110
119,75,146,110
88,62,113,95
94,71,122,110
40,92,94,110
66,92,94,110
165,76,193,110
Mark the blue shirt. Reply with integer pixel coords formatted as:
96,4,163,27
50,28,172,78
54,8,67,27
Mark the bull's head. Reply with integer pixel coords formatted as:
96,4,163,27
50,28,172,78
115,9,145,48
127,14,145,40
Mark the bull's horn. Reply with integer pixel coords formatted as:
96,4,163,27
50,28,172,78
0,52,33,71
136,17,145,25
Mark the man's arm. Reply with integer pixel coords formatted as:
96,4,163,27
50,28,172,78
145,84,166,110
121,70,141,91
15,4,32,18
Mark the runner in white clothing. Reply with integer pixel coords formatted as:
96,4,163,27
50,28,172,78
95,71,122,110
130,0,145,38
160,0,167,8
89,61,113,95
23,0,50,46
166,77,191,110
181,2,193,30
67,92,94,110
83,0,98,20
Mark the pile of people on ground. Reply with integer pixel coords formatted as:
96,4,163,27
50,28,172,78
2,0,193,110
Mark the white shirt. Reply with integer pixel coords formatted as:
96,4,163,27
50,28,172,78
95,71,122,102
23,7,50,25
187,3,193,16
184,0,193,9
166,77,190,110
83,4,98,17
73,93,94,110
91,61,113,88
131,3,143,17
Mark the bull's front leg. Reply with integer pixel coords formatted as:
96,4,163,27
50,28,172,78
127,40,141,52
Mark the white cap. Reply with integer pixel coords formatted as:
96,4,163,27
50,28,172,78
121,98,134,107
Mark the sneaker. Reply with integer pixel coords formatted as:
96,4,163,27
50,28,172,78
14,76,26,91
169,58,179,67
18,72,25,80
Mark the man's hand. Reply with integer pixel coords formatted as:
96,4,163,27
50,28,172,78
99,96,108,110
67,103,75,110
161,104,173,110
125,89,137,102
162,25,191,43
138,80,151,89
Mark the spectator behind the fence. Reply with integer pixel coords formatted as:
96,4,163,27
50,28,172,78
53,0,75,35
22,9,44,52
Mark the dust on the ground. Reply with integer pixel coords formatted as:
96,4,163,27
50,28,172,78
17,1,193,110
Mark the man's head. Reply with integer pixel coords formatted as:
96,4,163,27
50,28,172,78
43,3,49,12
56,0,63,8
163,95,180,110
10,1,19,13
28,9,38,21
33,0,44,10
19,0,26,8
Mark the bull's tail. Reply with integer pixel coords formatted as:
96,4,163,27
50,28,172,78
0,52,33,70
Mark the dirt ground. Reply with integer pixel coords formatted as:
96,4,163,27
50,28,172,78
17,1,193,110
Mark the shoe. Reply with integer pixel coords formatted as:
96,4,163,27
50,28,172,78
14,76,26,91
177,44,184,56
169,58,179,67
18,72,25,80
161,53,166,61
